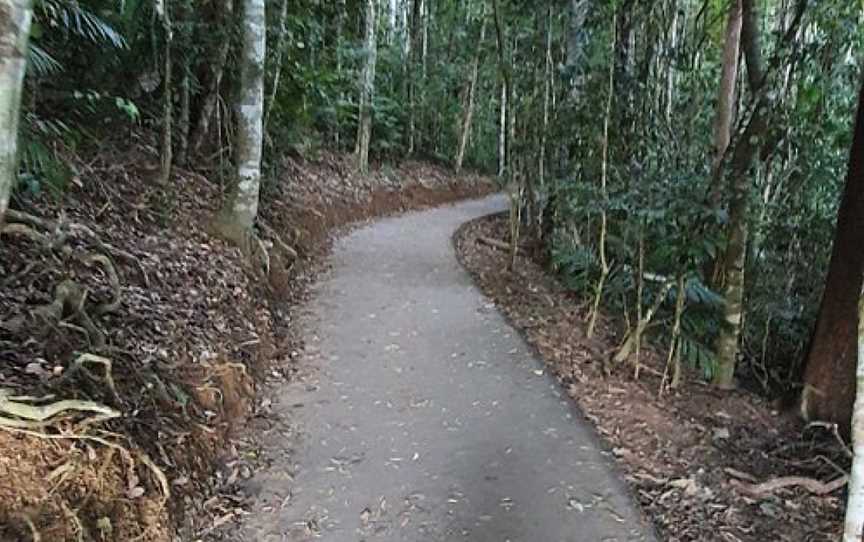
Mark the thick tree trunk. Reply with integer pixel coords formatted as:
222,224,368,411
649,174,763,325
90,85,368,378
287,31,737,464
712,0,766,389
0,0,32,226
800,83,864,436
214,0,265,244
454,9,486,174
189,0,234,156
356,0,378,173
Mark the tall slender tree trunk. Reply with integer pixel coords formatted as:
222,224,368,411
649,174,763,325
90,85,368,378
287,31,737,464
498,82,507,177
845,278,864,541
215,0,265,245
454,8,486,173
800,82,864,436
335,0,346,149
0,0,33,226
189,0,234,156
356,0,378,173
566,0,590,98
159,1,173,184
263,0,289,135
176,68,190,166
708,0,743,206
538,6,553,190
664,0,679,124
492,0,512,181
712,0,766,389
407,0,422,154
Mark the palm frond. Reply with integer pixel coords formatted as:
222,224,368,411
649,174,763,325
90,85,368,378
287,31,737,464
37,0,127,49
28,43,63,76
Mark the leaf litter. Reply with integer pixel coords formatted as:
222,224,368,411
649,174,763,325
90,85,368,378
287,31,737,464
454,213,849,541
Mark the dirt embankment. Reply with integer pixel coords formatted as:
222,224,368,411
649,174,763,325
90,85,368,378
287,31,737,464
455,214,847,542
0,148,493,541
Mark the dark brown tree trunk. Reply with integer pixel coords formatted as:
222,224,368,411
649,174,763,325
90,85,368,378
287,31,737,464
800,82,864,435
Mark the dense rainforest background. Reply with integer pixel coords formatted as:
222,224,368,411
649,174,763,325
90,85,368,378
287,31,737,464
1,0,864,539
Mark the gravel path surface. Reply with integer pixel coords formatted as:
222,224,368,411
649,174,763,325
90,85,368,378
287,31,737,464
238,195,656,542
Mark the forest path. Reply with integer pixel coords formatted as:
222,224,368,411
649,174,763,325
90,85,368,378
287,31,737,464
237,195,655,541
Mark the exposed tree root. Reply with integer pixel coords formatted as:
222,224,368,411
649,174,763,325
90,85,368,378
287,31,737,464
258,219,298,260
14,513,41,542
729,473,849,498
0,388,119,428
82,254,122,315
67,354,121,404
4,209,127,349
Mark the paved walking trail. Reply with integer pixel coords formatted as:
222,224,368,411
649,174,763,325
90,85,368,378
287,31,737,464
238,196,656,541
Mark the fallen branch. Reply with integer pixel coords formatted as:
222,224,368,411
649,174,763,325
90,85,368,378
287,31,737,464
729,474,848,498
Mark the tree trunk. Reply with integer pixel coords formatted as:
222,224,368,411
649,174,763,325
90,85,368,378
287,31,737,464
712,0,767,389
214,0,265,245
711,0,743,186
538,6,552,189
492,0,511,180
335,0,346,148
498,82,507,177
189,0,234,156
800,82,864,436
159,1,173,184
263,0,289,135
0,0,33,226
844,283,864,541
356,0,378,174
454,8,486,173
565,0,590,98
176,67,190,167
407,0,422,154
663,0,679,124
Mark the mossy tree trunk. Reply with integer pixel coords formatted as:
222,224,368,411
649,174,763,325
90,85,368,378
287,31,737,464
712,0,767,389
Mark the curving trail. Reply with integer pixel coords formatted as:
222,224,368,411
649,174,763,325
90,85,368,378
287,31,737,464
238,195,655,541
